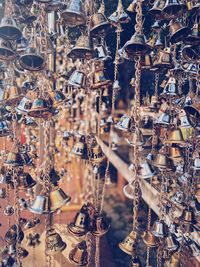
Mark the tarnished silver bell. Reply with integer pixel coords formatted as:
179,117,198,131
123,33,149,57
169,20,190,44
19,47,45,71
165,234,179,251
90,13,110,37
61,0,86,26
162,0,183,18
68,70,86,88
0,17,22,40
151,220,166,238
109,0,131,26
114,115,132,131
28,195,51,214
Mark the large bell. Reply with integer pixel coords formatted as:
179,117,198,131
3,84,24,105
153,48,173,69
151,220,166,238
0,17,22,40
92,214,110,237
19,47,45,71
115,115,132,131
68,70,86,88
28,195,51,214
138,159,156,179
166,128,185,145
68,35,93,60
18,172,36,190
90,69,112,90
61,0,86,26
169,20,190,44
4,151,23,167
165,234,179,251
50,188,71,211
46,229,66,255
90,13,110,37
119,231,137,255
162,0,183,18
142,231,159,247
16,96,32,114
149,0,165,19
68,206,89,236
69,240,88,266
0,37,16,61
71,136,86,158
123,33,149,57
28,97,52,118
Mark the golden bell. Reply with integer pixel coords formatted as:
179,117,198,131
169,147,183,163
90,144,106,164
19,47,45,71
61,0,86,26
127,129,144,147
115,115,132,131
0,17,22,40
184,101,200,126
68,35,93,60
187,0,200,13
165,234,179,251
68,207,89,236
69,240,88,266
138,159,156,179
166,128,185,145
0,37,16,61
28,97,52,118
149,0,165,19
123,33,149,57
71,136,86,158
169,251,180,267
90,69,112,90
180,207,195,224
169,20,190,44
28,195,51,214
92,215,110,237
162,0,183,18
46,229,66,256
18,172,36,190
68,70,86,88
182,44,200,62
119,231,137,255
153,48,173,69
151,220,166,238
186,23,200,45
50,188,71,212
123,182,135,199
3,84,24,105
4,151,23,167
142,231,159,247
90,13,110,37
152,147,170,169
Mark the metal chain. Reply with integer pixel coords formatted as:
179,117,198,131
154,73,159,98
95,236,100,267
135,0,143,34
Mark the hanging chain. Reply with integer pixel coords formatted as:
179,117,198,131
154,73,159,98
95,236,100,267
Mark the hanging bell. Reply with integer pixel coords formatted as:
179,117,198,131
0,37,16,61
46,229,66,255
142,231,159,247
151,220,167,238
90,144,106,164
49,90,66,108
182,45,200,62
109,0,131,26
155,112,171,126
186,23,200,45
90,13,110,37
94,44,112,61
50,188,71,211
68,35,93,60
115,115,132,131
3,84,24,105
138,159,156,179
192,153,200,170
165,234,179,251
166,128,185,145
141,54,153,69
68,206,89,236
68,70,86,89
169,20,190,44
123,33,149,57
18,172,36,190
129,254,142,267
149,0,165,19
162,0,183,18
153,48,173,69
4,151,23,167
28,97,52,118
0,17,22,40
69,240,88,266
127,129,144,147
90,68,112,90
71,136,86,158
92,214,110,237
61,0,86,26
28,195,51,214
16,96,32,114
179,111,191,128
119,231,137,255
180,207,196,224
169,251,180,267
169,146,183,162
184,101,200,126
19,47,45,71
152,147,171,169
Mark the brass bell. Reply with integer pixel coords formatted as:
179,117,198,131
151,220,166,238
184,101,200,126
115,115,132,131
90,144,106,164
149,0,165,19
162,0,183,18
94,44,112,61
28,97,52,118
50,188,71,211
18,172,36,190
165,234,179,251
123,33,149,57
182,44,200,62
68,35,93,60
155,112,171,126
68,206,89,236
92,214,110,237
138,159,156,179
142,231,159,247
180,207,195,224
46,229,66,255
4,151,23,167
153,48,172,69
127,129,144,147
123,182,135,199
166,128,185,145
0,37,16,61
169,20,190,44
0,120,11,137
119,231,137,255
0,17,22,40
152,147,170,169
16,96,32,114
68,70,86,89
90,13,110,37
109,0,131,26
61,0,86,27
28,195,51,214
71,136,86,158
169,146,183,162
90,69,112,90
19,47,45,71
3,84,24,105
69,240,88,266
186,23,200,45
187,0,200,13
169,251,180,267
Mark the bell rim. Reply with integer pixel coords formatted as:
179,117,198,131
28,205,53,214
0,25,22,40
68,47,93,59
67,224,88,236
138,170,156,179
90,21,110,36
19,53,45,71
61,10,86,25
170,27,190,44
28,108,53,118
118,243,133,255
0,47,16,61
50,195,71,211
45,1,65,12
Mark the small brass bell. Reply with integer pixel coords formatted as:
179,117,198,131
169,20,190,44
115,115,132,131
4,151,23,167
138,159,156,179
149,0,165,19
0,37,16,61
152,147,170,169
119,231,137,255
90,13,110,37
28,97,52,118
90,69,112,90
68,70,86,88
123,33,149,57
151,220,167,238
166,128,185,145
18,172,36,190
153,48,173,69
46,229,66,255
68,206,89,236
162,0,183,18
92,214,110,237
68,35,93,60
71,136,86,158
28,195,51,214
61,0,86,26
165,234,179,251
3,84,24,105
142,231,159,247
180,207,196,224
169,251,180,267
69,240,88,266
0,17,22,40
19,47,45,71
50,188,71,211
